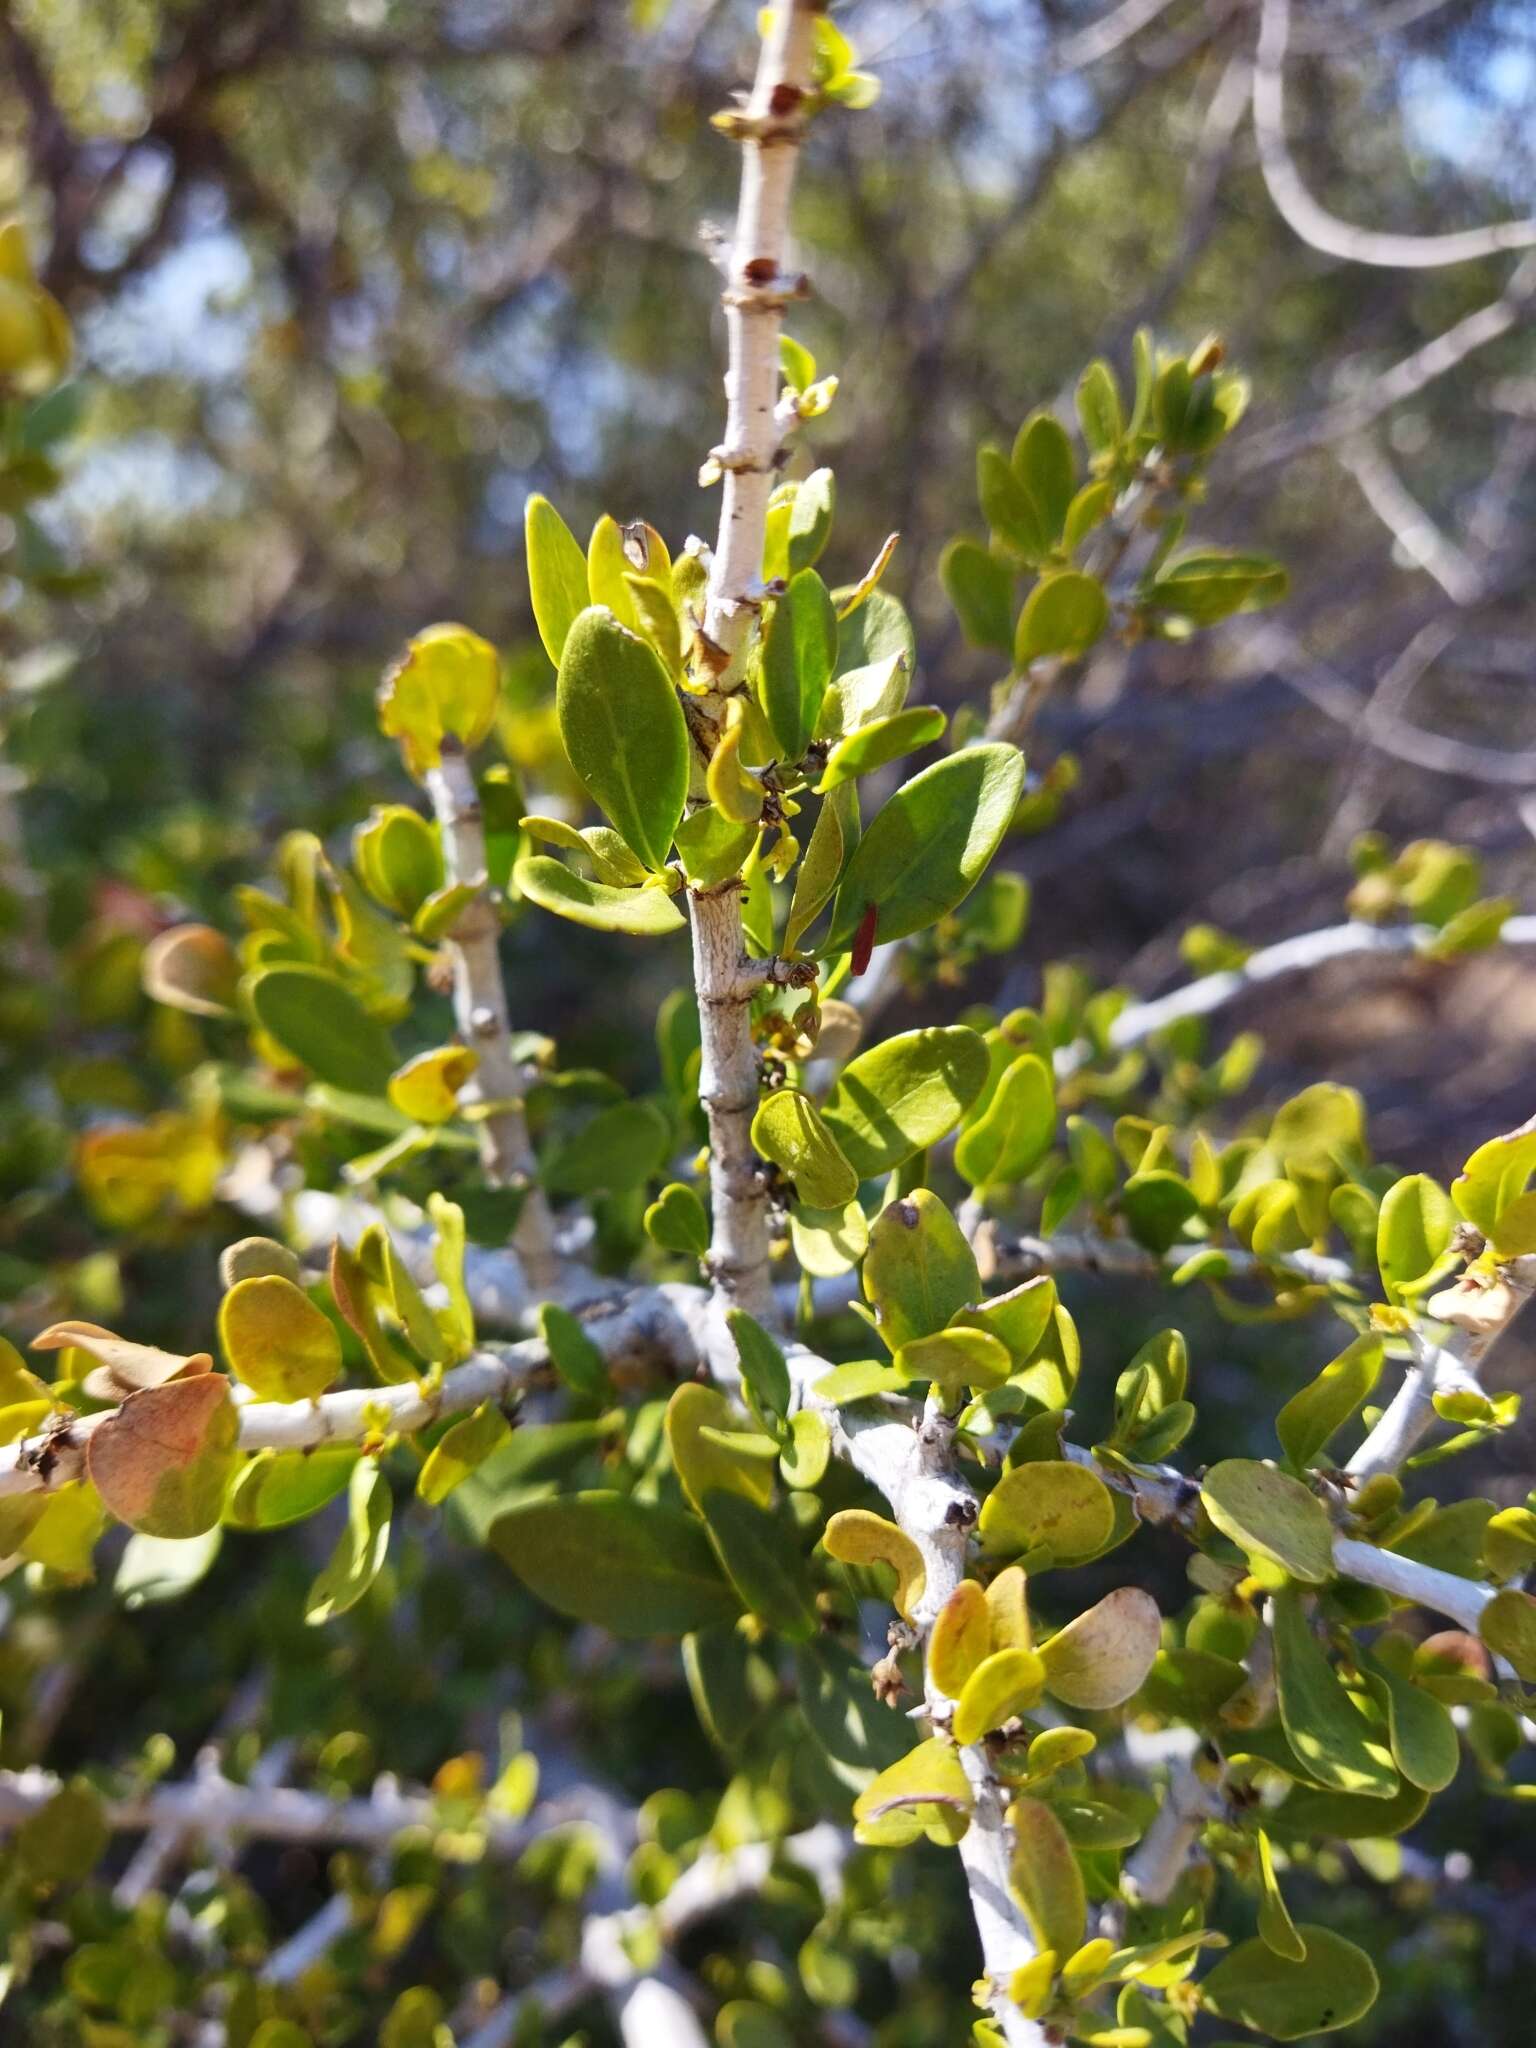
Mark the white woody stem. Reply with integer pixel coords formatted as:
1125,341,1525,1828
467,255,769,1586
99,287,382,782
784,1351,1049,2048
1055,917,1536,1081
0,1283,714,1499
1121,1758,1223,1905
690,884,778,1350
688,0,819,1356
425,746,559,1292
1349,1250,1536,1480
704,0,818,673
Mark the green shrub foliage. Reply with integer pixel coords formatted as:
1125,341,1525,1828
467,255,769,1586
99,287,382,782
0,8,1530,2046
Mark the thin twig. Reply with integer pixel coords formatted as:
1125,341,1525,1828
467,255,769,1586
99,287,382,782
425,747,559,1292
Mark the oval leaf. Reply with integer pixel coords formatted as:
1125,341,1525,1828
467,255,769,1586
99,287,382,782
823,745,1025,954
556,606,688,871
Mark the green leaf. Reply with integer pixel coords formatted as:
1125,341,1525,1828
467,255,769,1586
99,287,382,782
954,1053,1055,1188
226,1446,358,1530
586,513,639,626
1008,1795,1086,1958
418,1403,513,1506
978,444,1046,561
667,1384,782,1515
1367,1654,1459,1792
1272,1586,1398,1796
220,1275,342,1402
685,1625,759,1749
853,1736,971,1847
941,539,1015,654
751,1089,859,1208
1376,1173,1453,1298
1453,1125,1536,1242
1145,552,1287,626
1200,1460,1334,1584
817,650,910,741
17,1778,108,1884
1199,1927,1378,2039
1076,360,1123,454
780,1407,830,1488
823,744,1025,953
675,806,757,888
798,1639,912,1785
1063,480,1114,553
761,569,839,761
1480,1586,1536,1679
524,494,589,666
893,1327,1011,1401
538,1302,612,1403
951,1276,1057,1370
785,783,855,952
816,705,946,793
831,587,915,675
1276,1336,1382,1469
490,1491,740,1635
864,1191,979,1351
555,606,688,870
1255,1829,1305,1960
542,1098,670,1197
1014,571,1109,667
645,1180,710,1257
979,1461,1116,1567
1038,1587,1161,1707
246,965,397,1093
305,1461,392,1624
1012,412,1075,544
727,1309,792,1424
700,1489,816,1639
377,623,501,777
512,854,686,934
789,1196,869,1277
788,467,836,573
115,1525,223,1608
821,1024,987,1177
952,1646,1046,1742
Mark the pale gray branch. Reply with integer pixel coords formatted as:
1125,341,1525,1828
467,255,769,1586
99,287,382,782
425,748,558,1290
1253,0,1536,269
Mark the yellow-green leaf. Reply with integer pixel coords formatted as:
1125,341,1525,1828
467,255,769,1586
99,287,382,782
1038,1587,1162,1708
751,1089,858,1208
979,1460,1115,1566
953,1646,1047,1741
824,1507,925,1622
377,622,500,778
1201,1460,1333,1584
219,1275,342,1402
1007,1795,1085,1959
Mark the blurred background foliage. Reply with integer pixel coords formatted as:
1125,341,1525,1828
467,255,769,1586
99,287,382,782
0,1,1534,2042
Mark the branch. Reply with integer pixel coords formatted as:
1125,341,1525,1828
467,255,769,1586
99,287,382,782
425,746,559,1291
1049,0,1182,75
0,1761,544,1855
989,1228,1359,1293
0,1285,712,1500
1252,0,1536,269
781,1350,1049,2048
1055,915,1536,1078
1120,1756,1223,1905
1348,1247,1536,1479
687,0,820,1361
1339,441,1486,606
1245,260,1536,469
1254,617,1536,785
